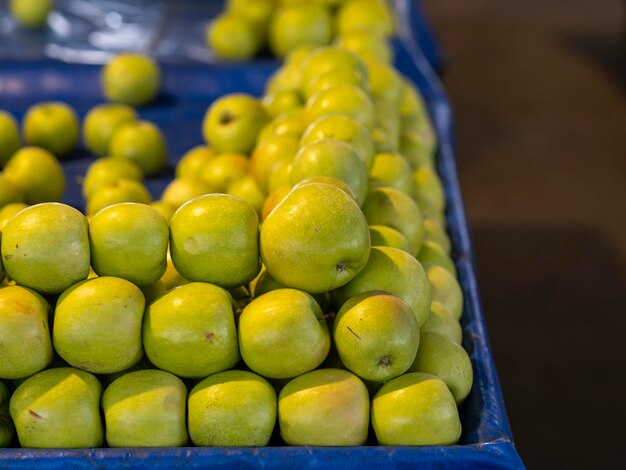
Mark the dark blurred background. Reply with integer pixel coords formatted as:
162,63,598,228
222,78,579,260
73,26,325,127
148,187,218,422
422,0,626,468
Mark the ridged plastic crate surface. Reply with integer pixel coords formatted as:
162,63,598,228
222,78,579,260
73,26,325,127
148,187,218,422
0,1,523,468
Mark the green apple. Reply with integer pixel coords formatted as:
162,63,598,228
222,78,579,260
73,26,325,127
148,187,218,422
0,110,21,166
400,79,429,119
1,203,89,294
265,64,303,95
0,286,52,379
208,14,259,60
250,266,330,311
278,368,369,446
203,93,267,154
169,194,260,288
82,156,143,200
366,59,405,107
302,68,369,102
334,246,432,327
256,108,305,142
300,114,375,169
143,282,239,378
361,186,425,256
413,165,446,216
284,43,317,67
200,152,249,192
372,98,401,152
400,124,437,169
102,53,160,107
369,151,415,195
268,5,333,58
424,217,451,253
160,247,189,291
102,369,188,447
82,103,137,156
298,47,367,94
371,372,461,445
89,203,169,286
427,265,464,321
0,173,24,207
304,83,376,130
239,288,330,379
418,240,457,276
266,159,293,193
290,139,368,206
0,203,27,231
10,0,53,28
161,177,215,209
333,291,419,382
410,332,473,405
260,185,291,222
250,133,299,192
227,0,274,38
109,120,167,175
141,279,167,304
86,179,152,216
262,90,302,118
53,276,144,374
22,102,79,156
421,301,463,345
335,31,394,63
368,224,412,253
9,367,103,448
0,380,14,447
227,174,266,216
336,0,395,36
292,175,358,204
175,145,217,178
3,147,64,204
188,370,276,446
260,182,370,293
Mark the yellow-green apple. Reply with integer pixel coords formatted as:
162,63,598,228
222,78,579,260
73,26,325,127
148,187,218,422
226,0,274,39
336,0,395,36
109,120,166,175
418,240,457,276
159,247,189,291
266,159,293,193
161,177,215,209
427,265,464,321
256,108,305,142
0,174,24,208
400,124,437,169
299,47,367,94
421,301,463,345
175,145,217,178
268,4,333,58
86,179,152,216
188,370,276,446
200,152,249,192
22,102,79,156
262,90,302,118
413,165,446,217
424,217,451,252
10,0,53,28
208,14,259,60
0,203,27,231
102,53,160,106
3,147,64,204
302,68,369,102
292,175,358,204
82,156,143,200
369,151,415,195
0,286,52,379
142,282,239,378
304,83,376,130
227,174,266,216
250,266,330,311
82,103,137,156
334,31,394,63
368,224,412,253
251,133,299,192
265,64,302,95
0,110,21,166
260,185,290,222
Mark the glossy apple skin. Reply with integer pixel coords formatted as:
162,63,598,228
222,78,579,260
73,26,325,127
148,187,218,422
336,0,396,37
23,102,79,156
268,5,333,58
10,0,53,28
82,156,143,200
175,145,217,179
109,121,167,176
278,368,369,446
369,152,415,196
102,53,160,107
188,370,277,446
85,179,152,216
298,47,368,95
9,367,104,448
371,372,461,446
3,147,65,204
208,14,259,60
82,103,137,156
304,84,376,130
260,183,371,293
368,224,412,253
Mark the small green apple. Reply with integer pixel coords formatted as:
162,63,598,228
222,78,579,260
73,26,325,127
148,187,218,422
413,165,445,215
102,53,161,107
304,83,376,130
265,64,303,95
334,31,394,63
102,369,188,447
200,152,249,192
0,285,52,379
256,108,305,142
169,194,260,288
1,203,89,294
369,151,415,195
266,159,293,193
0,173,24,208
227,0,274,38
336,0,395,36
400,79,429,119
278,368,369,446
298,47,367,94
227,174,266,217
371,372,461,445
333,291,419,382
400,125,437,169
365,59,405,108
10,0,52,28
23,102,79,156
260,182,370,293
239,288,330,379
143,282,239,378
9,367,103,448
3,147,64,204
82,156,143,200
251,134,299,192
268,5,333,58
109,120,167,176
175,145,217,178
427,264,464,321
261,185,290,222
372,98,401,152
421,301,463,345
250,266,330,311
0,380,14,447
0,203,27,231
159,247,189,291
0,110,21,166
208,14,259,60
262,90,302,118
82,103,137,156
410,332,473,405
418,240,457,277
188,370,276,446
290,139,368,206
202,93,267,155
161,177,215,209
368,224,412,253
302,68,369,102
53,276,145,374
89,202,169,286
424,217,451,253
292,175,359,204
334,246,432,327
86,178,152,216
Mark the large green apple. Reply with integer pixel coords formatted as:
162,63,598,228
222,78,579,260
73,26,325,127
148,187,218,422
23,102,79,156
109,120,167,176
10,367,103,448
169,194,260,288
290,139,368,206
278,368,369,446
334,246,432,327
10,0,53,28
260,182,370,293
371,372,461,445
0,286,52,380
333,291,419,382
368,224,412,253
89,203,169,286
369,152,415,196
0,110,21,166
421,301,463,345
3,147,65,204
82,156,144,200
85,179,152,216
102,53,160,107
304,83,376,130
268,4,333,58
143,282,239,378
208,14,259,60
53,276,145,374
188,370,276,446
1,203,89,294
361,186,425,256
239,288,330,379
202,93,267,155
0,380,14,447
82,103,137,156
336,0,395,36
427,264,464,321
102,369,188,447
409,332,473,405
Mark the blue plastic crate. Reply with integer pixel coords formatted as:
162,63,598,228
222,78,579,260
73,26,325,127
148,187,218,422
0,2,522,468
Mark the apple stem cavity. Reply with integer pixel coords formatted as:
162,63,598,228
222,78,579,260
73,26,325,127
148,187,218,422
378,355,391,367
336,262,348,273
219,111,235,125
